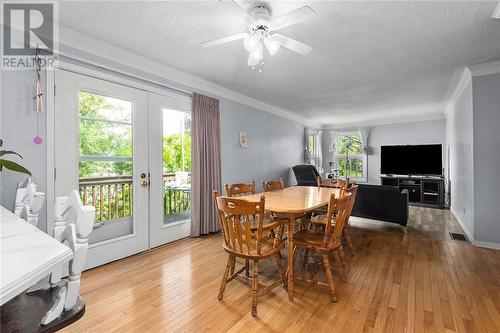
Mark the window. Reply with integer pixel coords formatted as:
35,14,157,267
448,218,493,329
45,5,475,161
305,129,323,173
306,134,314,155
335,132,367,182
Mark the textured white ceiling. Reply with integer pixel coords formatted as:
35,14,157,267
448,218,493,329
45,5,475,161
58,1,500,126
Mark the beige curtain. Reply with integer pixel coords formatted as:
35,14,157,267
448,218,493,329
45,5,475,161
191,93,222,237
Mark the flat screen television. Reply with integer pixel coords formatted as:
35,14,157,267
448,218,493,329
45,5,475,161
381,144,442,176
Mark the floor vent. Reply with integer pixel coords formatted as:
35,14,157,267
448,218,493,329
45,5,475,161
450,233,467,241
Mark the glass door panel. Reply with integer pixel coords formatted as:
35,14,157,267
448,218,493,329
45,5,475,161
149,93,192,248
78,91,134,244
162,109,191,225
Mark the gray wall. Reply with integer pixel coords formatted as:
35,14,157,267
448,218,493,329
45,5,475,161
366,120,446,184
0,70,48,231
220,99,304,191
446,80,475,238
322,119,446,185
0,49,304,232
472,73,500,244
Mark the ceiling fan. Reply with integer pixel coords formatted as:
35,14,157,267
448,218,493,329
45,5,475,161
200,1,317,69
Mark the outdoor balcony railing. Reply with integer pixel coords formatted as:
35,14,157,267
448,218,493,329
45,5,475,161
79,173,191,223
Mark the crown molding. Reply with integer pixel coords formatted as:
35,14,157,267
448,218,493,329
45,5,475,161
57,26,315,127
493,2,500,18
443,59,500,118
321,110,445,130
469,59,500,77
444,67,472,117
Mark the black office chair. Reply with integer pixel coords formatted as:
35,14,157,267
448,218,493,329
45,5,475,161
292,165,321,186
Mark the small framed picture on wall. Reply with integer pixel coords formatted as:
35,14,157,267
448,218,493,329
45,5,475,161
240,132,248,148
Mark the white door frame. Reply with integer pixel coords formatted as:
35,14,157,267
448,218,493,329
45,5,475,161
47,61,193,267
46,67,56,237
54,69,150,269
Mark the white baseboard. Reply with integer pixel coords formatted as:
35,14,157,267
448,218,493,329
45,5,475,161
473,240,500,250
449,208,500,250
450,207,474,241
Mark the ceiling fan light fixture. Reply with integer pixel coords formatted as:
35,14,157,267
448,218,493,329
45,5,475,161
243,35,259,52
264,35,280,55
253,47,263,61
247,51,259,67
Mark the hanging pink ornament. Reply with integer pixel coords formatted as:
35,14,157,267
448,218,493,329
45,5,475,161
33,136,43,144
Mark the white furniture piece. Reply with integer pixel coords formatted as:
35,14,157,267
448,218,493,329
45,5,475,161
0,190,95,326
0,206,72,306
14,177,46,227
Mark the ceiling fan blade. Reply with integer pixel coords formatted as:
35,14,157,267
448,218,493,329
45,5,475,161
232,0,257,27
201,33,248,48
273,34,312,55
268,6,317,31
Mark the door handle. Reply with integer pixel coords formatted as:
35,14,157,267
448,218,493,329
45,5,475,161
140,172,149,187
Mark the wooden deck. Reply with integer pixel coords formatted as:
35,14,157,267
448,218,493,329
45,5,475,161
62,208,500,333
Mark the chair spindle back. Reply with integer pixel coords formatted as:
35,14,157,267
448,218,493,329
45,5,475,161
344,184,358,222
213,191,266,256
225,182,256,197
262,178,285,192
317,177,350,189
322,193,352,248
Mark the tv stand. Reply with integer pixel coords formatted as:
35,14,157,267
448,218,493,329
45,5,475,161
381,175,444,208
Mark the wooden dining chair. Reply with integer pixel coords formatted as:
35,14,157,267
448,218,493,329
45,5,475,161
262,178,285,192
317,176,350,188
310,184,358,256
293,192,352,303
213,191,286,317
341,184,358,255
263,178,308,232
225,182,256,197
313,177,349,218
225,181,264,275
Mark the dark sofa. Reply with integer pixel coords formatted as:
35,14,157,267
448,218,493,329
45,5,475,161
351,184,409,227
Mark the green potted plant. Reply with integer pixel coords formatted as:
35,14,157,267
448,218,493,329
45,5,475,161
0,139,31,175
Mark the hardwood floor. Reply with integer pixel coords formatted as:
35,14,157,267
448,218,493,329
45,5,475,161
350,206,467,241
62,208,500,333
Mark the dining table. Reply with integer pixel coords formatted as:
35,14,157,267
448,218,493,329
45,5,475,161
0,206,73,306
238,185,341,301
0,205,87,332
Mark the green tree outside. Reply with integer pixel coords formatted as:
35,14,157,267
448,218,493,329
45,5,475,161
79,91,191,178
337,134,363,177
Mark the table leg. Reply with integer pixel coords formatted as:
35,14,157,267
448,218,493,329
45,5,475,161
287,214,295,302
41,286,67,325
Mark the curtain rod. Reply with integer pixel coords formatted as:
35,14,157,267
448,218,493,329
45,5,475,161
56,54,193,98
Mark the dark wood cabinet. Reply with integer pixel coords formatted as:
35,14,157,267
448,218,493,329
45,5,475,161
381,176,445,208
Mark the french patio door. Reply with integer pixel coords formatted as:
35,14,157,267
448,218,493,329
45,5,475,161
54,69,191,269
